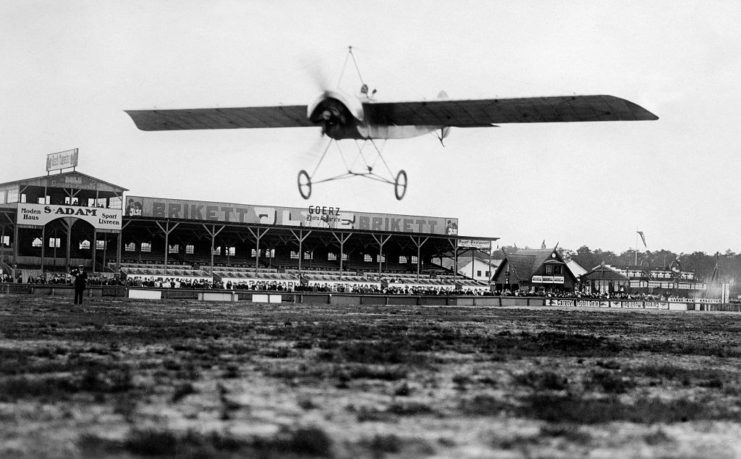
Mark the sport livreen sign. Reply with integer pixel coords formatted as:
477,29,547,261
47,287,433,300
17,203,122,231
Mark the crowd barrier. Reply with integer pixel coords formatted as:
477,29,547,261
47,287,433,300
1,283,740,312
544,298,741,312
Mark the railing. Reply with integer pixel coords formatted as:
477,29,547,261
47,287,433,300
1,284,738,312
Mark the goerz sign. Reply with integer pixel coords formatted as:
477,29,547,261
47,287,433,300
17,204,122,231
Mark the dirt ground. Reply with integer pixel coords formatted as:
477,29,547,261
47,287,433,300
0,295,740,458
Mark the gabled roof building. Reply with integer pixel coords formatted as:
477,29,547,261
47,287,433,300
491,248,582,292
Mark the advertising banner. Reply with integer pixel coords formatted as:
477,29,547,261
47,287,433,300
125,196,458,236
532,275,565,284
458,239,492,250
46,148,78,172
546,299,576,307
17,203,122,231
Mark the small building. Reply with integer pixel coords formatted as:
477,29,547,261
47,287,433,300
491,247,581,293
581,264,629,295
455,248,501,283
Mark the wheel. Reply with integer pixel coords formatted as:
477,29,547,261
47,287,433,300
394,170,407,200
297,170,312,199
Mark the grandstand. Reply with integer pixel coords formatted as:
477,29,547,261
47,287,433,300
0,169,497,293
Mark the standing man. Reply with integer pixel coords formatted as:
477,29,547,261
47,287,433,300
71,265,88,305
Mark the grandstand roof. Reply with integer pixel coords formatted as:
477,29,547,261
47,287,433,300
0,171,128,193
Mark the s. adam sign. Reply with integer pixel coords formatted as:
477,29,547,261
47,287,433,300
17,203,122,231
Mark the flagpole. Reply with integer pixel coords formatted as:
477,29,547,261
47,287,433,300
634,230,638,266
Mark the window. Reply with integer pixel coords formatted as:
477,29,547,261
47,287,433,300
213,246,222,256
477,270,482,277
399,256,407,264
20,194,26,203
411,256,418,265
364,254,373,262
125,242,136,252
32,238,42,248
290,250,300,260
141,242,152,253
226,247,236,256
250,248,260,257
96,240,106,250
79,240,90,250
48,237,61,248
168,244,179,254
328,252,337,261
1,235,10,247
64,196,79,205
265,248,275,258
185,244,195,255
109,196,123,210
7,189,18,203
341,252,348,261
303,251,313,260
377,254,385,263
545,264,553,275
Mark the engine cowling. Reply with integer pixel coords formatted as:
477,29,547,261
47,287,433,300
307,90,365,139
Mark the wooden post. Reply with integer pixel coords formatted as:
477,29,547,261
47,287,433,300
332,232,352,278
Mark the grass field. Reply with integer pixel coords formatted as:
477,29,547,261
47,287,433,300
0,296,740,458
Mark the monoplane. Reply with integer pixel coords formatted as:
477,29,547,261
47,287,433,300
126,47,657,200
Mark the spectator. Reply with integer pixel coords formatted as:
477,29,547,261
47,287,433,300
71,265,88,305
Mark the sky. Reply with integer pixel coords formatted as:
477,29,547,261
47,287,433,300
2,0,740,254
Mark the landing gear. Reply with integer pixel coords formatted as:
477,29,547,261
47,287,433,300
394,170,407,200
296,138,408,200
297,170,312,199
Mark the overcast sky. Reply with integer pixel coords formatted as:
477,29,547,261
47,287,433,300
2,1,740,254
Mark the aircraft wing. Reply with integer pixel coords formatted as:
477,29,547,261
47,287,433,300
363,95,658,126
125,105,312,131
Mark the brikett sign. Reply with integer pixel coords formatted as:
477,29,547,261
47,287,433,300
17,203,122,231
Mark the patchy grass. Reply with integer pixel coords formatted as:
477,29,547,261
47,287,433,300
586,370,636,394
513,370,569,391
519,394,741,424
1,297,741,458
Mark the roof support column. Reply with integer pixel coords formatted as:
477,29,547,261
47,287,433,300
156,221,179,276
116,220,130,277
290,229,312,275
92,228,97,273
62,217,74,270
372,234,392,276
13,219,19,268
447,237,458,277
332,231,352,278
40,226,45,274
202,224,224,277
247,227,271,271
409,235,429,282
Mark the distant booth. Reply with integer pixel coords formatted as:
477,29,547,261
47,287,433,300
0,150,126,282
